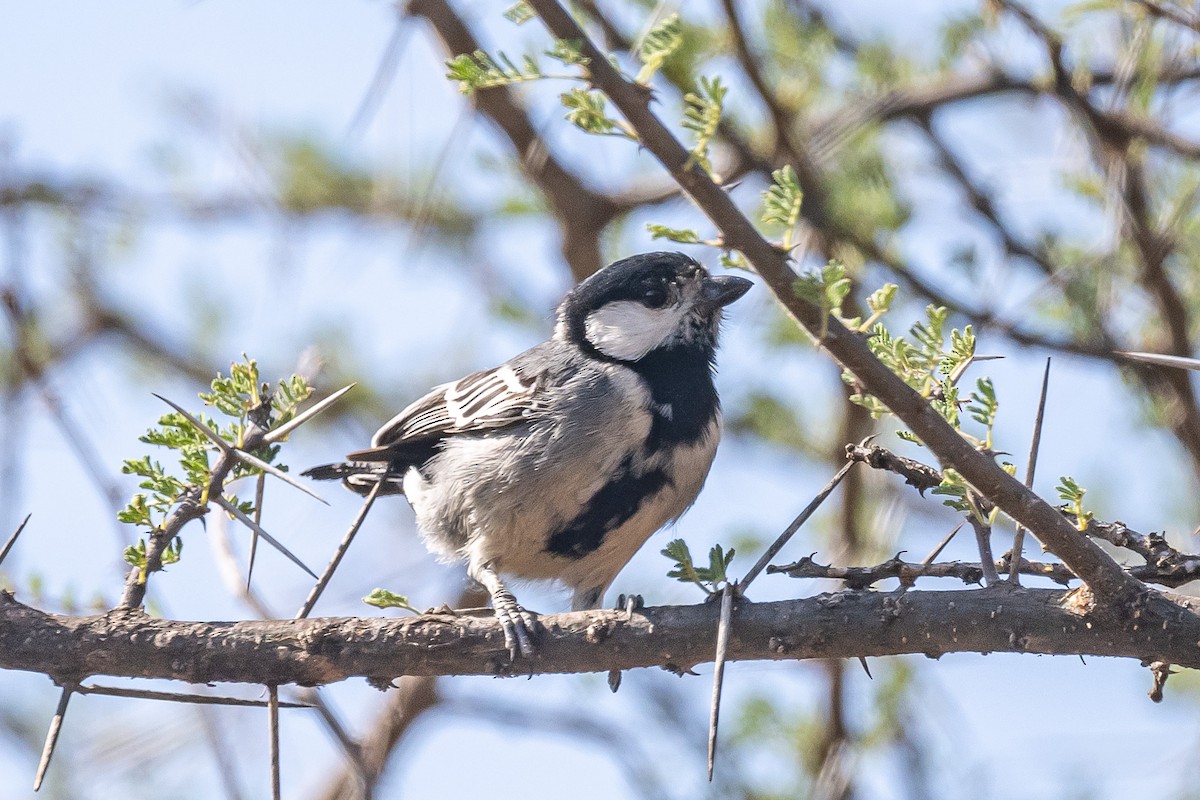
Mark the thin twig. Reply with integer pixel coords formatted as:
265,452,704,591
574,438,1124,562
296,479,385,619
967,497,1000,586
739,459,856,592
33,682,75,792
1011,358,1052,583
707,584,734,782
770,553,1077,588
75,683,310,708
268,684,281,800
0,512,30,568
246,473,266,591
213,495,317,580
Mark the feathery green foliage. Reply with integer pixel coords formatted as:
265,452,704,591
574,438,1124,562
682,76,727,174
662,538,735,594
636,13,683,83
446,50,543,93
762,165,804,249
118,358,313,566
561,88,634,138
1057,476,1093,531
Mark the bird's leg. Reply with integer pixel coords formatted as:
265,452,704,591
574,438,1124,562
606,593,645,693
469,560,538,659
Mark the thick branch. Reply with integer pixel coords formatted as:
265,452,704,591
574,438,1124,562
524,0,1144,604
6,588,1200,684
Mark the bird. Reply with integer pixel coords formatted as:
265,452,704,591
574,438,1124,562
303,251,752,658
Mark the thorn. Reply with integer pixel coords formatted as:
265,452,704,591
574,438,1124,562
1010,357,1051,584
229,447,329,506
213,496,317,580
1117,351,1200,371
739,460,856,593
33,683,75,791
921,521,964,565
708,584,735,782
264,383,356,444
153,392,328,504
607,669,622,693
246,473,266,591
268,685,281,800
857,656,872,679
0,512,31,568
296,479,384,619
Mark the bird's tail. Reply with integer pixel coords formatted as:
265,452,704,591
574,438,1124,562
301,462,406,497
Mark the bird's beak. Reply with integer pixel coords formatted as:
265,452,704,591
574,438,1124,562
697,275,753,309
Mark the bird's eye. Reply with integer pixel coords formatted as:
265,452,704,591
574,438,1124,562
641,285,668,308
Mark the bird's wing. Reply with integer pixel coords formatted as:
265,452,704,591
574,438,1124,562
346,363,544,462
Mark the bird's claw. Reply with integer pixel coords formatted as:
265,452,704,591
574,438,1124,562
607,593,645,692
617,593,644,621
492,588,538,660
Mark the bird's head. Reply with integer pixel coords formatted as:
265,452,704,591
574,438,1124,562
556,252,753,363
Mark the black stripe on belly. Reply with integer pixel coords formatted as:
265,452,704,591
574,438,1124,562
545,461,669,559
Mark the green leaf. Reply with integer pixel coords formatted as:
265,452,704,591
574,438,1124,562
662,537,713,594
705,544,735,584
161,537,183,567
636,13,683,83
646,223,701,244
720,251,750,271
123,538,148,568
1057,476,1092,531
446,50,542,94
545,39,588,67
969,379,998,429
682,76,727,174
792,261,848,336
363,588,420,613
761,165,804,249
931,468,972,513
867,283,897,316
662,538,734,593
118,494,153,528
503,2,534,24
561,88,630,137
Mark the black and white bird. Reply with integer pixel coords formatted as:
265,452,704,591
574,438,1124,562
304,252,752,657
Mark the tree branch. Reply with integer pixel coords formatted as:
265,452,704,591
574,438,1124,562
6,587,1200,684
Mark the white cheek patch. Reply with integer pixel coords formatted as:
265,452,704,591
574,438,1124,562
584,300,687,361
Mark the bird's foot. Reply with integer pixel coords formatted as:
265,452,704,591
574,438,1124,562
607,594,645,692
616,593,644,621
491,586,538,660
